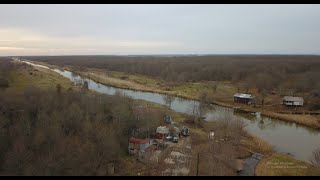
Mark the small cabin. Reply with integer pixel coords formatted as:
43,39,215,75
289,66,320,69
156,126,169,140
128,137,153,155
233,93,255,105
282,96,304,106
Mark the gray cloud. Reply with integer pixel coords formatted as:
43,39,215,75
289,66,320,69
0,4,320,55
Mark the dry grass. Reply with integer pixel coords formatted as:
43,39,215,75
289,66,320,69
65,67,320,129
70,67,165,94
240,133,273,156
8,62,73,92
262,111,320,129
256,153,320,176
133,99,187,123
22,63,320,128
66,67,239,103
189,130,216,176
188,120,267,176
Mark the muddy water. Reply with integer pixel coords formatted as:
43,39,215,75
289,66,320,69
238,153,264,176
21,60,320,164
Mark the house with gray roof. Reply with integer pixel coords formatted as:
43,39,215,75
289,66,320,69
233,93,256,105
282,96,304,106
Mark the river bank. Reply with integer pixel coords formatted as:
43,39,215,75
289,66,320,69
16,59,320,176
16,59,270,175
57,65,320,129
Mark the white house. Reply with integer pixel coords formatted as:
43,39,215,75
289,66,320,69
282,96,304,106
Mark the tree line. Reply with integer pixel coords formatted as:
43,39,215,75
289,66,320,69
0,57,13,89
22,55,320,94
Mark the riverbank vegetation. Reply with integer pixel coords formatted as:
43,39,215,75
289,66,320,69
23,56,320,94
189,116,244,175
21,55,320,129
2,58,320,176
1,58,73,93
0,59,263,175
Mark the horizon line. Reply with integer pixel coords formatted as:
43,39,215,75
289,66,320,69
3,53,320,57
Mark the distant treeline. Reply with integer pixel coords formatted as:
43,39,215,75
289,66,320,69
0,57,13,89
22,55,320,93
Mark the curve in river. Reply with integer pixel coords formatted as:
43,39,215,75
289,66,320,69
21,60,320,163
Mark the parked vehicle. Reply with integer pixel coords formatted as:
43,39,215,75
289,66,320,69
165,135,173,141
173,135,179,143
164,115,173,124
181,126,189,137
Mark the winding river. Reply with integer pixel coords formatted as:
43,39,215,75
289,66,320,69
20,60,320,163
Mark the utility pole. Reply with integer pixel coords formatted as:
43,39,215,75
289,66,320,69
196,152,200,176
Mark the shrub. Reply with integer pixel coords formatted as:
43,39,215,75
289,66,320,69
0,78,9,89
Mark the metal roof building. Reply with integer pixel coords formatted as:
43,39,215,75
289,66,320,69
282,96,304,106
233,93,255,105
234,93,255,99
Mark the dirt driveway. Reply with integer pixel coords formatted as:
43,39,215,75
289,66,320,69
160,136,192,176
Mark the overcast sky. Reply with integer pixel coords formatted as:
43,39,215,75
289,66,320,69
1,4,320,56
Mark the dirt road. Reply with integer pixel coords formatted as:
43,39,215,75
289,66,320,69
161,136,192,176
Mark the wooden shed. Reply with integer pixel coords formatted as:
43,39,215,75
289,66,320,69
233,93,255,105
128,137,153,155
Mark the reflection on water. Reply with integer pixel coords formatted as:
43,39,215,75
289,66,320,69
21,60,320,163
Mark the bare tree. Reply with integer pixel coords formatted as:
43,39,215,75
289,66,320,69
311,147,320,167
260,89,267,108
0,78,9,89
0,87,126,175
23,55,320,95
202,112,245,175
56,84,62,94
198,90,209,117
163,94,175,109
82,80,89,90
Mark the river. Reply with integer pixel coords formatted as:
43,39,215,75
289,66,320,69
20,59,320,164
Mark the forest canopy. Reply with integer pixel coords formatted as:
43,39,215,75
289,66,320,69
23,55,320,93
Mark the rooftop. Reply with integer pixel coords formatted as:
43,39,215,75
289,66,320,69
234,93,255,99
129,137,152,144
283,96,304,102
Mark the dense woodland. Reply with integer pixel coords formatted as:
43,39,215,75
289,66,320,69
22,55,320,94
0,59,256,175
0,59,165,175
1,57,319,175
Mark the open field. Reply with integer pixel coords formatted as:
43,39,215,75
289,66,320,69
7,61,73,92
